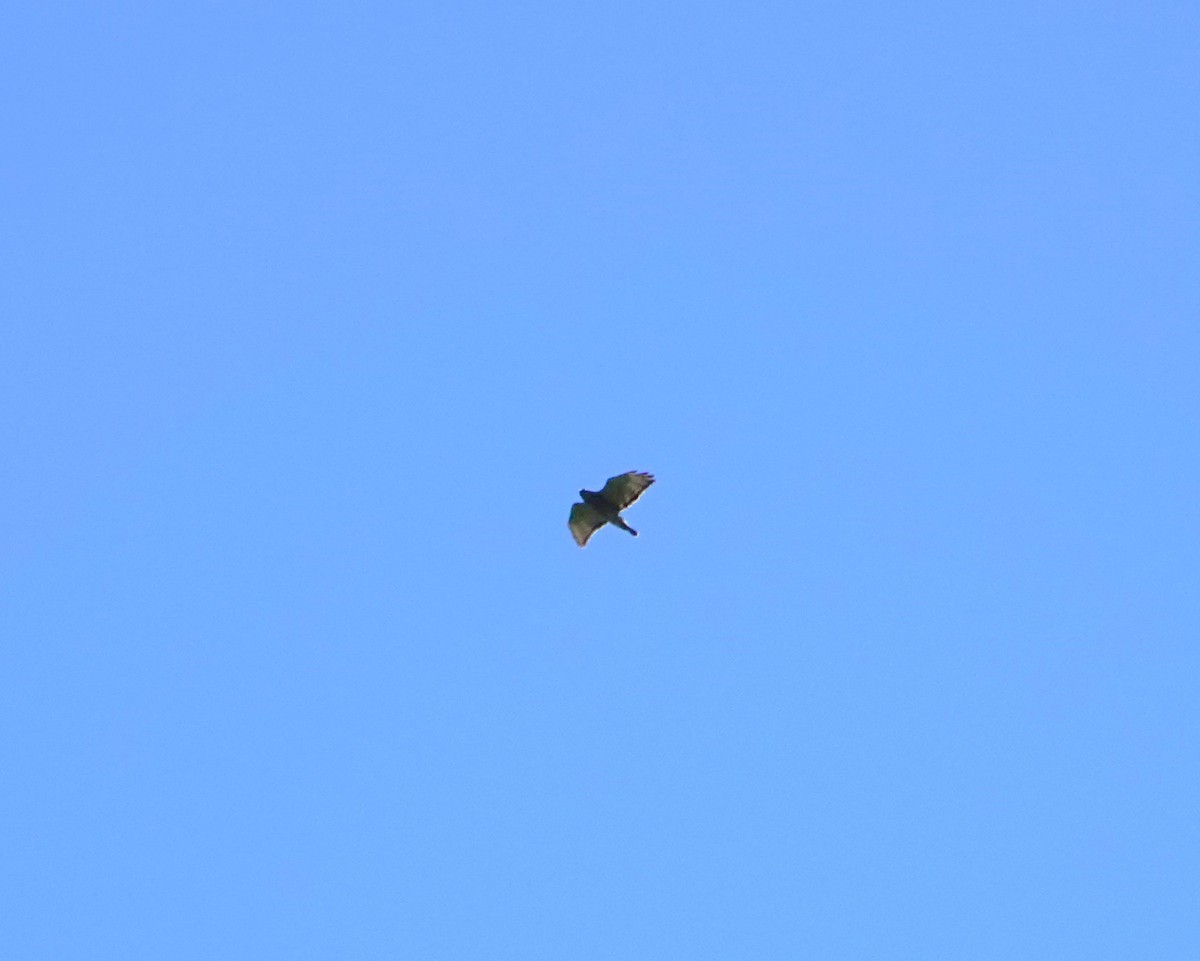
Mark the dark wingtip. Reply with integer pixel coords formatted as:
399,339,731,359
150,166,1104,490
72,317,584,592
629,528,638,537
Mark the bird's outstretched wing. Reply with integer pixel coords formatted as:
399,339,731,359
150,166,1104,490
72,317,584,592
568,502,607,547
600,471,655,510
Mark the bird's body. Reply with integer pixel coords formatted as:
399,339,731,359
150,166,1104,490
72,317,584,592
569,471,655,547
581,488,637,534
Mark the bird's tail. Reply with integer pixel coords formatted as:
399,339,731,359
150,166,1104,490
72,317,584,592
611,516,638,537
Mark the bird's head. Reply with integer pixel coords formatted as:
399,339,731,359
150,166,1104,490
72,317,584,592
579,489,588,499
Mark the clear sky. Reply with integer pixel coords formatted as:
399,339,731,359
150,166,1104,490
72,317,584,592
3,2,1197,958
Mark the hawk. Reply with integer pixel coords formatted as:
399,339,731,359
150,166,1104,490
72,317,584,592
568,471,655,547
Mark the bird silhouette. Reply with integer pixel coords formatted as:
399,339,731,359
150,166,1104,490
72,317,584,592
568,471,655,547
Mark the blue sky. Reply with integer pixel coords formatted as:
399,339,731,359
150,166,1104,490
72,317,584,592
3,2,1198,958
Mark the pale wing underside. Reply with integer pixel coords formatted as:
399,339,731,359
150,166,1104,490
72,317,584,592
600,471,655,510
568,502,607,547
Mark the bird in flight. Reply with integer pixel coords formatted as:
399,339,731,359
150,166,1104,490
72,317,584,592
568,471,655,547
